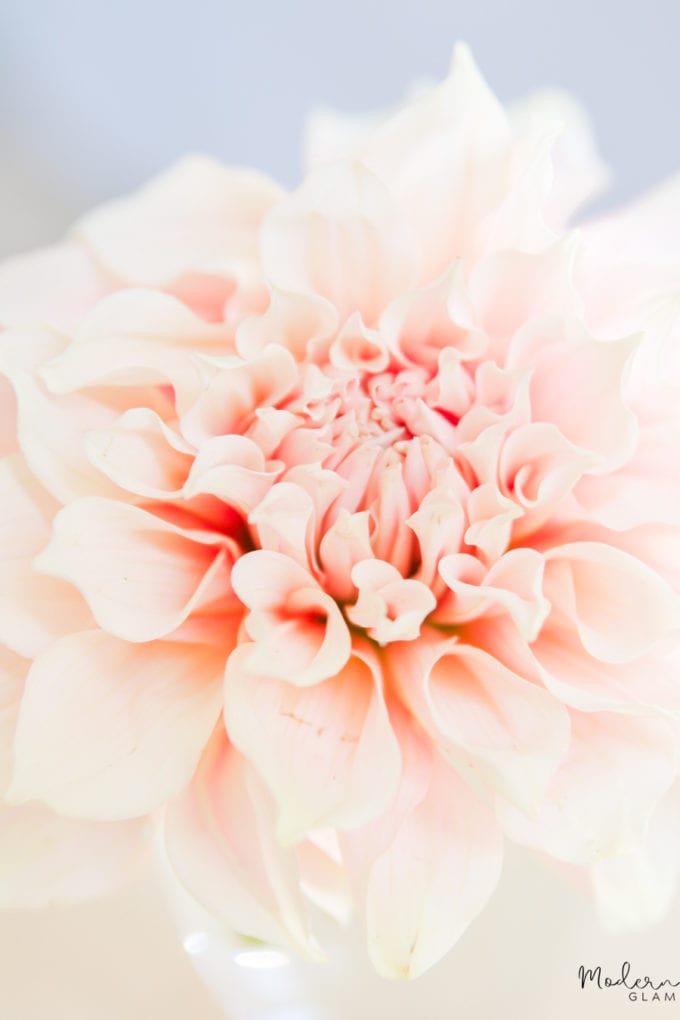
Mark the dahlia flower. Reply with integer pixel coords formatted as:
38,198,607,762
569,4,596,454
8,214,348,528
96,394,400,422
1,44,680,979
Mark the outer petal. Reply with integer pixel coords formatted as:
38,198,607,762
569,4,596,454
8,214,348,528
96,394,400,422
0,804,150,908
590,781,680,931
224,641,401,843
8,631,225,819
497,711,678,864
35,498,234,643
164,730,320,957
359,43,511,281
76,157,284,286
544,542,680,663
578,173,680,344
41,289,234,413
343,709,503,979
0,645,28,793
0,240,110,331
261,160,414,324
389,633,570,811
0,455,92,657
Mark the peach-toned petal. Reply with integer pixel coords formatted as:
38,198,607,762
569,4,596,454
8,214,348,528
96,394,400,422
0,240,110,331
0,804,150,908
390,634,570,811
509,317,639,471
224,641,400,842
236,287,338,362
179,344,298,445
41,289,233,413
497,712,678,864
77,156,284,286
343,709,503,978
0,455,92,656
232,550,351,684
164,730,321,957
9,631,224,818
544,541,680,663
347,559,436,644
318,509,374,600
261,160,414,324
86,407,195,498
183,434,282,516
35,498,234,643
437,547,550,641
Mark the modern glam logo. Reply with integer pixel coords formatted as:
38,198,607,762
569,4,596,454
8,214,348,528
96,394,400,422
578,961,679,1002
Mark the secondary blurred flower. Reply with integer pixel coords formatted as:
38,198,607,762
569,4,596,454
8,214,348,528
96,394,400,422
1,44,680,977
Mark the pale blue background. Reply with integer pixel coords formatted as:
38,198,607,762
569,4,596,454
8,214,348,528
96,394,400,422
1,0,679,255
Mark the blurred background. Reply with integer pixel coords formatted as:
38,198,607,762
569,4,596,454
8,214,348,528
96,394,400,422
1,0,679,259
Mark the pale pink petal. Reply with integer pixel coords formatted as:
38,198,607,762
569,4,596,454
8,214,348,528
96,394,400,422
497,711,678,864
35,498,234,643
329,312,390,373
184,434,282,516
574,404,680,529
343,709,503,978
261,161,414,324
318,509,374,600
545,541,680,663
437,547,550,641
0,240,110,331
509,90,609,225
464,482,523,564
0,645,28,793
380,262,484,371
86,407,195,498
578,173,680,342
179,344,298,446
590,781,680,931
9,631,224,818
1,328,125,502
164,730,320,956
0,455,92,656
224,641,400,842
236,287,338,363
508,317,639,471
232,550,351,685
359,43,510,282
469,238,580,360
77,157,284,286
0,803,150,908
347,559,437,645
406,480,466,591
296,833,353,925
499,422,596,537
41,289,234,413
389,633,570,811
248,481,316,570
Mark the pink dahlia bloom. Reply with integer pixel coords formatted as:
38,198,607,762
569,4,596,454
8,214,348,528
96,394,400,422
2,45,680,977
